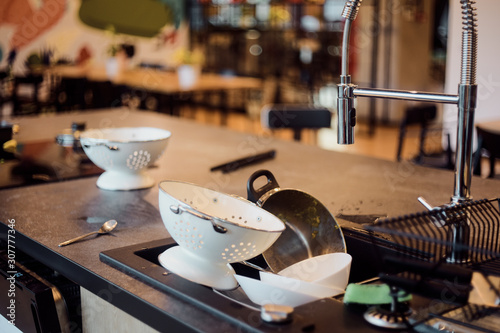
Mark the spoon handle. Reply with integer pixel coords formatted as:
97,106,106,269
58,231,98,247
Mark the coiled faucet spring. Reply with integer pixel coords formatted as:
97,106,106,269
460,0,478,85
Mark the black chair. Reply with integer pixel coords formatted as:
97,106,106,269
0,71,9,108
12,73,44,115
473,125,500,178
53,77,88,111
396,104,437,161
396,104,453,169
261,104,332,141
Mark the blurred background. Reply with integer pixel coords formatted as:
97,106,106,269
0,0,499,166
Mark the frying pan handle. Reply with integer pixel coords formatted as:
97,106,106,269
247,169,280,203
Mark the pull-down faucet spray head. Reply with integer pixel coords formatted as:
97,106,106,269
337,77,357,144
337,0,362,144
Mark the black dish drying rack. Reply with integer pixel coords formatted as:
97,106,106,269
363,197,500,331
366,198,500,266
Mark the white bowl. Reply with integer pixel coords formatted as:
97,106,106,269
158,181,285,290
278,253,352,290
235,274,321,308
80,127,171,190
259,271,344,298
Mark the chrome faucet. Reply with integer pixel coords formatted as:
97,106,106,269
337,0,478,204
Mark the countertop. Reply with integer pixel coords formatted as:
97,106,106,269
1,108,499,332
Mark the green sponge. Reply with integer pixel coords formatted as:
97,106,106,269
343,283,412,305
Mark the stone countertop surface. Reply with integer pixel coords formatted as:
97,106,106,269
1,108,499,332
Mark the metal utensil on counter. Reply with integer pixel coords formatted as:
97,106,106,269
55,122,86,148
58,220,118,247
247,169,346,273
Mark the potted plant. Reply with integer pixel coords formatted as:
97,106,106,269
173,48,204,88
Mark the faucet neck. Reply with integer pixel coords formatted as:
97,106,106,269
337,0,479,205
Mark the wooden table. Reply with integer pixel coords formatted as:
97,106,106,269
46,65,262,93
476,120,500,134
46,65,262,119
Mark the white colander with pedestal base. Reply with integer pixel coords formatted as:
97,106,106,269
80,127,171,190
158,180,285,290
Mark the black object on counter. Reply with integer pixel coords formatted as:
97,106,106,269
0,140,102,189
210,149,276,174
0,122,15,160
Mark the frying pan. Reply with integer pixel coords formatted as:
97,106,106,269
247,169,346,272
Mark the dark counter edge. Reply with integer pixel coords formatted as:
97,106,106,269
2,224,357,333
0,220,393,333
0,222,203,333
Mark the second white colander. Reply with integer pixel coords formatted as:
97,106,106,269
80,127,171,190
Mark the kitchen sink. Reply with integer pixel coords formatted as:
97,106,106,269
99,236,386,333
98,227,430,332
100,228,500,333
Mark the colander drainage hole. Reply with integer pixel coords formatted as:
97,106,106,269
127,150,151,170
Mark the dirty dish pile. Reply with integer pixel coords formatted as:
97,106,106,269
158,180,285,290
80,127,171,190
229,170,352,308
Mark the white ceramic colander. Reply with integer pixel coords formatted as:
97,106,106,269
158,180,285,290
80,127,171,190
